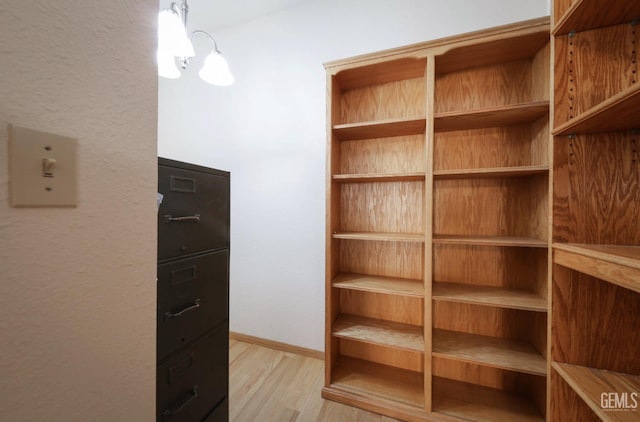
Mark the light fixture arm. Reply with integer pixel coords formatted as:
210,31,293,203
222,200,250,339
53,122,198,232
191,30,221,53
166,1,185,23
180,31,223,69
179,0,189,34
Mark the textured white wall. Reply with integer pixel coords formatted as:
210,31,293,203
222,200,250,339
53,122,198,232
158,0,550,352
0,1,157,421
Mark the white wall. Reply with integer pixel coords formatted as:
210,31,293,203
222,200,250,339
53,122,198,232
158,0,550,351
0,1,157,421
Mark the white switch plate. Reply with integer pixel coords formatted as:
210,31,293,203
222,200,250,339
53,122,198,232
9,124,78,207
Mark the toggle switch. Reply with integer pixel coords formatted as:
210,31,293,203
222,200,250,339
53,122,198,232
9,124,78,207
42,158,56,177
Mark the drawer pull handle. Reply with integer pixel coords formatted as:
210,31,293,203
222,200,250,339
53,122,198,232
164,214,200,223
165,299,201,320
162,385,198,418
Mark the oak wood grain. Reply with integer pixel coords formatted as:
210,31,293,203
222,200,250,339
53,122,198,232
338,239,424,280
432,329,547,376
553,132,640,245
334,117,426,141
340,78,425,124
553,0,640,35
550,367,601,422
433,244,548,298
333,314,424,352
552,266,640,373
433,376,545,421
432,282,547,312
339,180,423,234
554,23,636,129
229,339,403,422
553,362,640,422
340,134,424,175
333,273,424,297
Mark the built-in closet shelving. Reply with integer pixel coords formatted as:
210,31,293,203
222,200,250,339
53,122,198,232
430,23,550,422
550,0,640,420
324,52,429,421
324,18,551,421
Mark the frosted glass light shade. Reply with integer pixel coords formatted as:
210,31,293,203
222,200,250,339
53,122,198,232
198,51,235,86
157,50,180,79
158,9,194,58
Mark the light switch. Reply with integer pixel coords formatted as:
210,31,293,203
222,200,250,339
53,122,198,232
9,124,78,207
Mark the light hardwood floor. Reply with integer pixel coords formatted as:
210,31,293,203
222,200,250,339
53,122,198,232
229,339,401,421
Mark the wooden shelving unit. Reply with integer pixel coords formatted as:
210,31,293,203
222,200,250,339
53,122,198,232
324,17,551,421
324,45,430,421
551,1,640,420
430,16,550,421
324,3,639,420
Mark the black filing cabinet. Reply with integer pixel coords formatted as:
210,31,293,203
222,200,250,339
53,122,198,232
157,158,229,422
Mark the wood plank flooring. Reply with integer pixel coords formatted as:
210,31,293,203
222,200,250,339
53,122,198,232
229,339,401,421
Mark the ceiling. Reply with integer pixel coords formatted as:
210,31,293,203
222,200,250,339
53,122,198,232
187,0,314,30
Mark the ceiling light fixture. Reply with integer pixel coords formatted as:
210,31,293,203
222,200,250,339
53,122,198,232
157,0,234,86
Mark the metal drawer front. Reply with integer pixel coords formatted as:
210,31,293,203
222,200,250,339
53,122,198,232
158,165,229,261
157,250,229,361
157,324,228,422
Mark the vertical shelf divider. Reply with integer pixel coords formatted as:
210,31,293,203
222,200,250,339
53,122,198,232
423,54,436,413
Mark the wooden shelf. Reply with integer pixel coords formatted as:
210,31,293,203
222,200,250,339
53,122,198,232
334,57,428,90
329,356,425,409
332,314,424,352
553,0,640,35
333,232,425,243
433,165,548,179
553,362,640,421
553,243,640,294
432,329,547,376
333,173,425,183
433,235,548,248
432,282,547,312
435,31,550,74
553,85,640,136
434,101,549,132
333,273,424,298
333,117,426,141
433,376,544,422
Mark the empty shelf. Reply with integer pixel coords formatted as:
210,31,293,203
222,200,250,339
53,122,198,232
432,329,547,376
432,282,547,312
332,314,424,352
553,243,640,294
333,273,424,297
333,117,426,140
553,362,640,422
